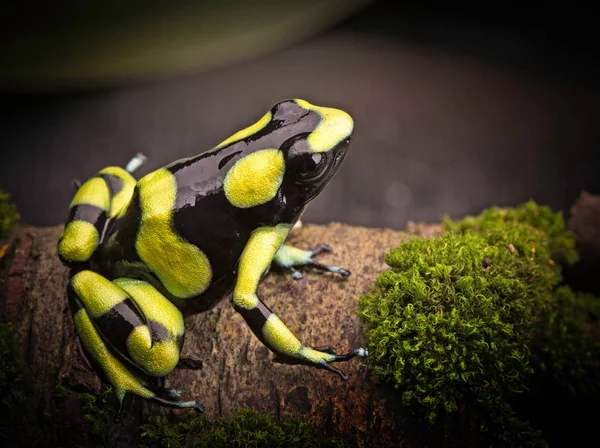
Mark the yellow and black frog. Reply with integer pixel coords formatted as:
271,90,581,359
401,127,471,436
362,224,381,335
57,99,367,420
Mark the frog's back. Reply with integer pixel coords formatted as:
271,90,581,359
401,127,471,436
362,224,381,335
92,99,332,312
98,141,291,313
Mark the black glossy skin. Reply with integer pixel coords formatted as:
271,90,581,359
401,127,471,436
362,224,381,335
91,100,352,316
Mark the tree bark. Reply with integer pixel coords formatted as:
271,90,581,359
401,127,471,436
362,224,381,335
564,191,600,296
2,220,470,448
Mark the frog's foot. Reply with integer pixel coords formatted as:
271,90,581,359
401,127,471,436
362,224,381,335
112,393,204,423
125,152,147,173
273,243,351,281
150,395,205,413
160,387,182,400
272,346,368,380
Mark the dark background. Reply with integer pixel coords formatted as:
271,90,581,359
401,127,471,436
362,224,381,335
1,1,599,229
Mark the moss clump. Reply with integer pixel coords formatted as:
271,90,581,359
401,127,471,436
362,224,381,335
357,200,587,446
0,323,26,443
139,409,353,448
442,199,579,266
0,190,19,239
531,286,600,395
76,384,116,447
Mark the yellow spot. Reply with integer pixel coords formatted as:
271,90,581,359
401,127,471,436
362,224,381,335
70,177,110,210
71,270,129,318
99,166,136,218
274,244,311,267
295,99,354,153
74,309,153,401
115,279,185,338
215,111,272,149
58,221,99,262
262,314,302,356
233,224,290,309
136,169,212,299
224,149,284,208
300,346,336,363
126,326,180,377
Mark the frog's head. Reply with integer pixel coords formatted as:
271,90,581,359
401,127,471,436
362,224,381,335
277,99,354,205
217,99,353,216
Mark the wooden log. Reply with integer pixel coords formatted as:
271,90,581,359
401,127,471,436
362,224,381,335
2,221,464,448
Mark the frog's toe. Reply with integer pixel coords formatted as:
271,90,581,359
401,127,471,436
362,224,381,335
309,260,351,278
161,387,182,400
151,395,205,413
311,345,337,355
310,243,332,256
290,268,304,280
320,347,369,380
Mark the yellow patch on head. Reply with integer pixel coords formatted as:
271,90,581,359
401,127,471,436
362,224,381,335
136,168,212,299
262,314,302,356
71,270,130,318
74,309,154,401
98,166,137,218
215,111,272,149
224,148,284,208
126,326,180,377
58,221,99,262
70,177,110,210
295,99,354,153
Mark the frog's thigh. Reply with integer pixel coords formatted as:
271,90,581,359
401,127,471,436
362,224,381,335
69,271,203,416
68,271,154,404
70,271,184,379
58,166,136,265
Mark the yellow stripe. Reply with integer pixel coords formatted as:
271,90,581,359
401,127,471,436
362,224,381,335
98,166,137,218
74,309,153,400
58,221,99,262
115,278,184,337
126,326,180,377
224,148,284,208
295,99,354,153
136,168,212,299
70,177,110,210
262,314,302,356
71,270,129,318
233,224,290,309
215,110,272,149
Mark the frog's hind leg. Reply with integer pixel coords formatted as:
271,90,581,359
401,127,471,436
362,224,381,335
273,242,350,280
59,164,138,267
68,270,204,422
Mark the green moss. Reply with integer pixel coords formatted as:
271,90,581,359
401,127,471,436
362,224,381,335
77,384,115,447
52,382,352,448
531,286,600,395
0,323,26,443
357,200,590,446
442,199,579,266
139,409,353,448
0,189,19,239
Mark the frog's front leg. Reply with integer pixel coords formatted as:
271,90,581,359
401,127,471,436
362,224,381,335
273,242,350,280
233,225,367,379
68,271,204,422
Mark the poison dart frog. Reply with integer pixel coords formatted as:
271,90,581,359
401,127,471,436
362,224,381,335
57,99,367,421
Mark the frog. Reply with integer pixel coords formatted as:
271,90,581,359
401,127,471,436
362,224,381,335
57,98,367,421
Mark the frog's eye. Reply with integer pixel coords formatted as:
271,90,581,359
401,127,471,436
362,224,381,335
298,153,326,181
